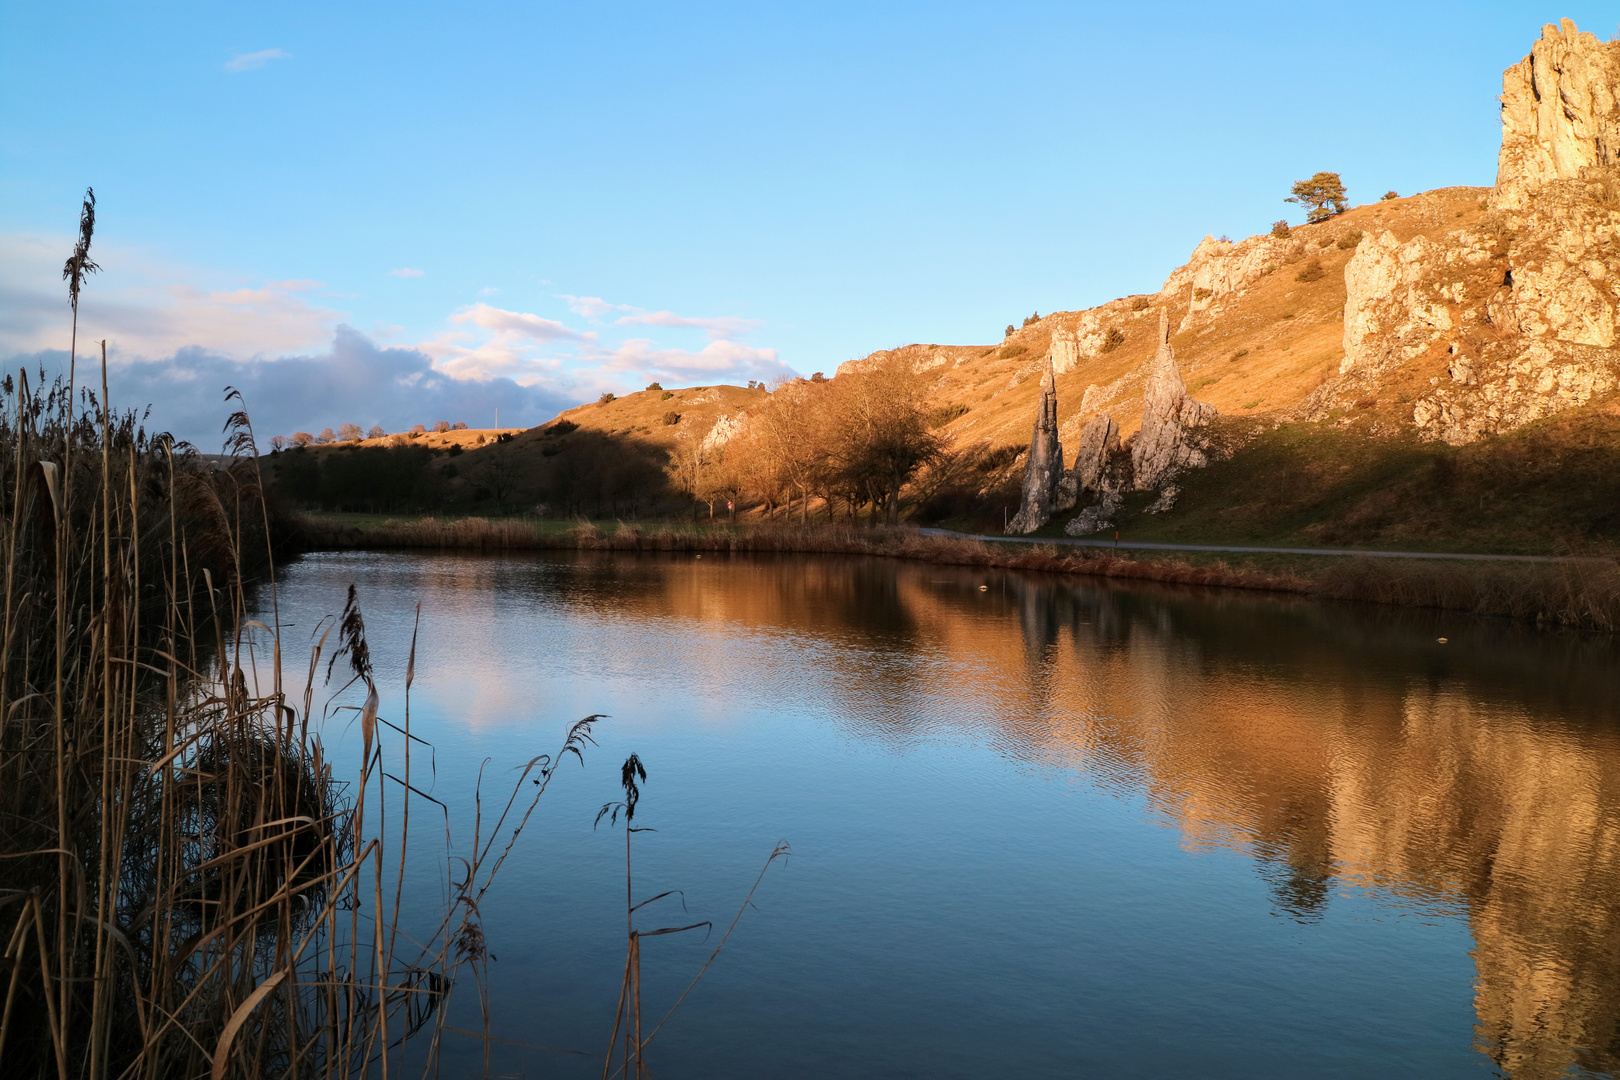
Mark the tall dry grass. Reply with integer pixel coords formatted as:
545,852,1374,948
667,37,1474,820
0,360,599,1078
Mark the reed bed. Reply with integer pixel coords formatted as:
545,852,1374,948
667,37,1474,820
297,515,1620,631
0,365,598,1079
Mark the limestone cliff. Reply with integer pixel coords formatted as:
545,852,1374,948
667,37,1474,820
1315,18,1620,444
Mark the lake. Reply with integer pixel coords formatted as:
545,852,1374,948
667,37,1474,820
255,549,1620,1079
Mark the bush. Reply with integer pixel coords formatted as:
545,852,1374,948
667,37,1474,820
928,402,970,428
1318,235,1336,247
1381,190,1399,200
811,372,826,382
547,419,579,436
598,392,616,405
662,411,682,426
646,381,663,391
1230,348,1250,361
1337,229,1363,250
1022,312,1040,327
1193,287,1213,301
661,391,674,400
1101,328,1126,353
1271,220,1291,238
1295,258,1325,283
1005,324,1015,337
999,343,1028,360
1130,296,1151,311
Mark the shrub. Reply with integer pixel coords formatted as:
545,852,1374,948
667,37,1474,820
1382,190,1399,200
1101,328,1126,353
548,419,579,436
1318,235,1336,247
811,372,827,382
1271,220,1291,238
646,381,663,391
662,411,682,426
367,424,385,439
1005,324,1015,337
1022,312,1040,327
1193,287,1213,301
999,343,1028,360
1295,258,1325,283
452,420,468,430
448,444,463,457
598,392,616,405
1337,229,1364,250
1477,199,1488,210
1260,264,1277,276
1230,348,1250,361
661,391,674,400
1286,171,1348,222
433,420,451,433
1130,296,1151,311
929,402,970,428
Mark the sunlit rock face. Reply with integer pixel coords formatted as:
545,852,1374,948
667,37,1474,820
1007,360,1067,533
1319,19,1620,445
1493,19,1620,212
1131,310,1216,491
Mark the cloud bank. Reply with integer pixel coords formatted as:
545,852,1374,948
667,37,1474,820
11,327,574,449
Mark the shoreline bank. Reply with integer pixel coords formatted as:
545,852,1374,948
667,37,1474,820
293,515,1620,632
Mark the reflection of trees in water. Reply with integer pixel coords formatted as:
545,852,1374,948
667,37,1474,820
541,552,1620,1080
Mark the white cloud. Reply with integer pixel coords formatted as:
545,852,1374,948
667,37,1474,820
224,48,290,73
0,233,340,361
478,286,499,296
560,294,621,318
387,267,424,278
614,310,760,340
595,338,791,383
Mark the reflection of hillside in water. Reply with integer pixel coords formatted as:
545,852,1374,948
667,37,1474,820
558,553,1620,1080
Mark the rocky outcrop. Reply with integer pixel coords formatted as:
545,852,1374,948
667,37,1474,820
1072,414,1121,493
1493,18,1620,212
1340,230,1452,377
1316,19,1620,445
1048,327,1080,374
1162,232,1306,328
1131,311,1217,490
1007,360,1067,533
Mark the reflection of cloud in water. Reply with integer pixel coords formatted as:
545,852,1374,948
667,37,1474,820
264,549,1620,1079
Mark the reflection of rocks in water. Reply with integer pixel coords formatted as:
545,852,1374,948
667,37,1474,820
551,552,1620,1079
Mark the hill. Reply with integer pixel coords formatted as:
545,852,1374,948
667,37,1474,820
265,19,1620,555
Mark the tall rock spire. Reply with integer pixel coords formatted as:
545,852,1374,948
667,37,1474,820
1132,309,1217,492
1006,358,1067,533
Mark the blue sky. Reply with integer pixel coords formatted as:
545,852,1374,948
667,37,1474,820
1,2,1614,446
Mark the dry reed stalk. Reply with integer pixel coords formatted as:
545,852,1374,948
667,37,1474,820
0,369,613,1079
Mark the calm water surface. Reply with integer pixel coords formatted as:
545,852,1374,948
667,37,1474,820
256,550,1620,1079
